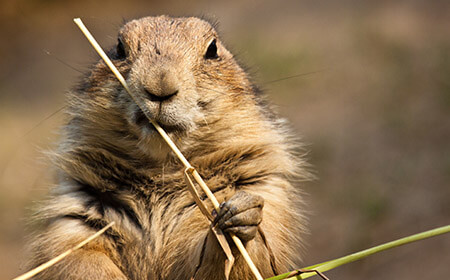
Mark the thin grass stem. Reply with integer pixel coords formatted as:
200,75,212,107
13,222,115,280
267,224,450,280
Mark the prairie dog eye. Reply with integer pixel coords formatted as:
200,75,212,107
204,39,218,59
116,38,126,59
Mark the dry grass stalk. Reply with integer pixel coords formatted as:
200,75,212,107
13,222,115,280
184,167,235,279
73,18,264,280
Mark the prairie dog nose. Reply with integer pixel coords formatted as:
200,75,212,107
143,69,179,102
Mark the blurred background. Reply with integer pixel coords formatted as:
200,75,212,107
0,0,449,279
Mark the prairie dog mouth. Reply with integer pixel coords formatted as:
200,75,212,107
134,109,184,134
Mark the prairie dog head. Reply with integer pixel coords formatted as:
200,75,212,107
73,16,259,160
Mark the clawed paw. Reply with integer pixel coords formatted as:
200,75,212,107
212,191,264,243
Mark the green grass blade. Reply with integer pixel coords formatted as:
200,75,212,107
266,224,450,280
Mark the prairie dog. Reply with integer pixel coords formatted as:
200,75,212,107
28,15,310,279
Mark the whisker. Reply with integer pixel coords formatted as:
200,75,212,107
194,86,228,96
1,105,66,188
162,165,165,187
22,105,66,139
263,69,327,85
202,116,210,129
44,50,85,74
189,69,326,96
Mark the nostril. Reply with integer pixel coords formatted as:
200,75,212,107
144,88,178,102
144,89,160,102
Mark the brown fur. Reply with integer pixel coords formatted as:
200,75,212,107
28,15,310,279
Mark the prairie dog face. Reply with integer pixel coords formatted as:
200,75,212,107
96,16,252,153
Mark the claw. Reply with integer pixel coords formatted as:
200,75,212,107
213,191,264,242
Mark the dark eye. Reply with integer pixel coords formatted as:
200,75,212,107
116,39,126,59
204,39,218,59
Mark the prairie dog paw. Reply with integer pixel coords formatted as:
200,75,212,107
213,191,264,243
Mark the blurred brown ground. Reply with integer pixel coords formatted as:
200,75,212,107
1,0,449,279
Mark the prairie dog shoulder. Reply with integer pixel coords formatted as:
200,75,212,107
28,15,310,280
